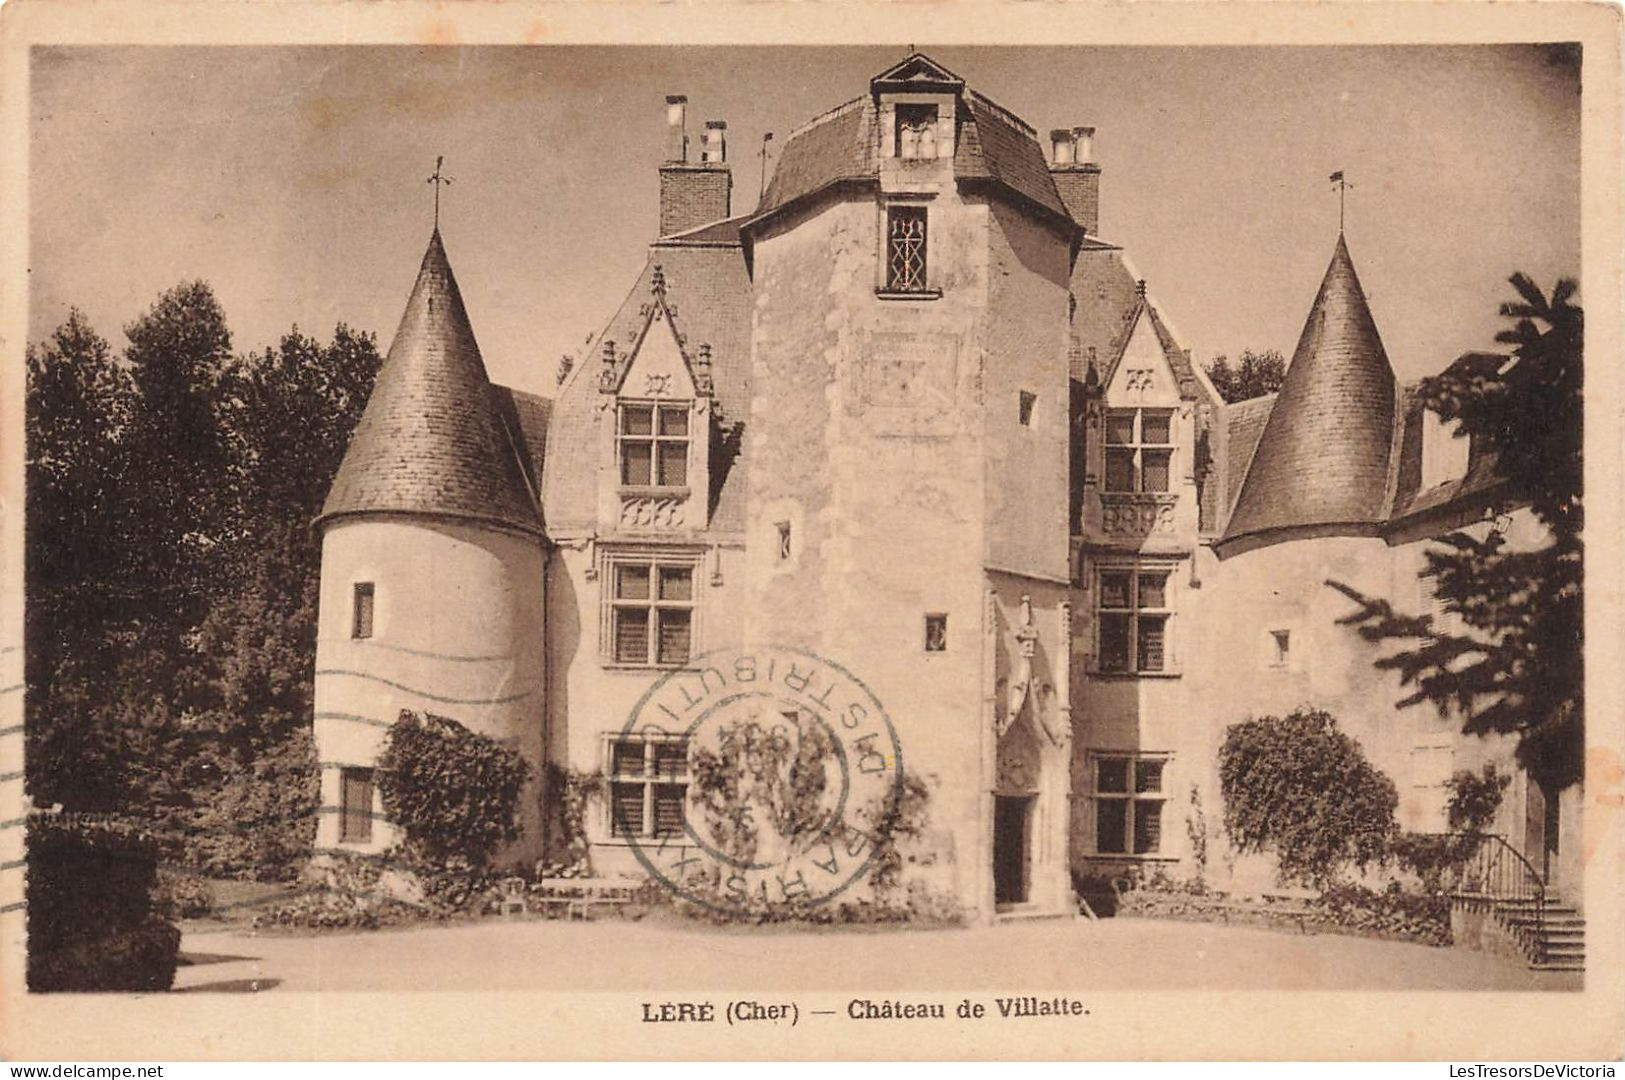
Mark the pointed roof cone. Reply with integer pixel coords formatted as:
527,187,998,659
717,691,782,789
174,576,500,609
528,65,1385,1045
1218,235,1397,554
318,230,542,536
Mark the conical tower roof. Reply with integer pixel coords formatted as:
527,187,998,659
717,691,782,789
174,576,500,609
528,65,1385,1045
1219,235,1397,553
318,230,542,536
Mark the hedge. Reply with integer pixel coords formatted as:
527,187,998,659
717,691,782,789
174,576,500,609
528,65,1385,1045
27,813,182,992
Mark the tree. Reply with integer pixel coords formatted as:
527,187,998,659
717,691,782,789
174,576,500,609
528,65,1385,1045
1203,348,1286,403
1330,274,1582,792
175,325,381,876
25,291,381,880
25,311,144,810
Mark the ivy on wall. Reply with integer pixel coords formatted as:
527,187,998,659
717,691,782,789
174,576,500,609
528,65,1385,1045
376,710,532,871
1218,707,1398,888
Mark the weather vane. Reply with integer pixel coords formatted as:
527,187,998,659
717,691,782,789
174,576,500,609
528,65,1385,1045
1329,170,1352,233
428,155,454,229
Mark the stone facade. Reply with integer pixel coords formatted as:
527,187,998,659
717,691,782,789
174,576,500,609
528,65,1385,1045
312,53,1575,923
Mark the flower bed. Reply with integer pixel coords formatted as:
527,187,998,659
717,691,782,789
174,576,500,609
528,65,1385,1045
1115,882,1449,947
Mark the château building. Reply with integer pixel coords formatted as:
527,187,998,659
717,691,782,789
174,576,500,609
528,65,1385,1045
310,53,1578,927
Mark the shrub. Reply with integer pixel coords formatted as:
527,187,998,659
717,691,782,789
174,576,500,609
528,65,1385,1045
27,813,182,991
155,869,216,919
376,710,532,870
1446,764,1512,833
1218,707,1398,888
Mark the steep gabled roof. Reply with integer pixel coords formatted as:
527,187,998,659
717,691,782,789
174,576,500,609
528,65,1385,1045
1217,235,1398,555
543,240,753,536
1097,290,1204,394
319,230,543,537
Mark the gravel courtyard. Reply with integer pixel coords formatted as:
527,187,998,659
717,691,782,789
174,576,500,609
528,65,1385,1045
173,912,1580,994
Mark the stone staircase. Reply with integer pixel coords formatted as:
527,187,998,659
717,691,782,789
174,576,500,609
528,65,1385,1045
1499,893,1586,972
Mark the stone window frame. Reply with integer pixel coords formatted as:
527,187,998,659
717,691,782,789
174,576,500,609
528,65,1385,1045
894,102,940,159
618,399,691,491
351,581,375,640
605,731,691,840
1093,562,1178,676
597,547,706,670
1103,406,1176,494
876,200,941,300
1019,390,1038,427
338,766,375,844
924,613,948,653
1089,750,1171,858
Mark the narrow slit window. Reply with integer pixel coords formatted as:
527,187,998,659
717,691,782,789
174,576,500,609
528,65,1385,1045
924,613,948,653
1019,391,1037,427
339,767,374,844
352,582,375,640
1271,629,1291,667
776,521,792,561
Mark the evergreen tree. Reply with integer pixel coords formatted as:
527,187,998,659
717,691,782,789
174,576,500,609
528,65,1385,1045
25,312,141,810
1330,274,1582,792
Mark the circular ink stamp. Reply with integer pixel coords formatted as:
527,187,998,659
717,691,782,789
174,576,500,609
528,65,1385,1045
618,644,905,915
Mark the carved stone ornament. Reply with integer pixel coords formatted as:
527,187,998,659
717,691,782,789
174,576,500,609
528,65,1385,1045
1036,682,1065,749
1123,368,1156,395
996,744,1033,793
998,595,1040,738
644,373,672,397
598,340,620,393
1101,495,1176,536
620,493,687,529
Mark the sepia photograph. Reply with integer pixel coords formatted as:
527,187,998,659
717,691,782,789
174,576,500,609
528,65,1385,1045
0,0,1620,1063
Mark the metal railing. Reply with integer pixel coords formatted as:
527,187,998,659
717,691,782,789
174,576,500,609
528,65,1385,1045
1446,831,1546,964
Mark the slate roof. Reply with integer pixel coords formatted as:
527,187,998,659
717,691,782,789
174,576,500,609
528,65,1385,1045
1221,394,1278,515
757,97,875,219
957,92,1071,222
1218,235,1398,554
752,68,1072,231
542,234,754,536
1068,245,1141,383
319,230,544,537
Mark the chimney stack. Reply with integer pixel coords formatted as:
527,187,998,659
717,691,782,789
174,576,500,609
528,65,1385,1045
701,120,728,163
658,100,733,237
665,95,689,162
1048,125,1101,236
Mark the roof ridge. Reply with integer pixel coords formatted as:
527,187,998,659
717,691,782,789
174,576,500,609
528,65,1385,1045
783,95,864,142
967,88,1037,136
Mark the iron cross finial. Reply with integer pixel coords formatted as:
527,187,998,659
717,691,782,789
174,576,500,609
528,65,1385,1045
428,155,454,229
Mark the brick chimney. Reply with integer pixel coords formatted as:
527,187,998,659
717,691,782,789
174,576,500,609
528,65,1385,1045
1048,126,1100,236
658,99,732,237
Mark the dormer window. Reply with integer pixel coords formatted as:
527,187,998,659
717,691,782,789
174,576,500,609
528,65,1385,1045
1105,408,1173,493
895,104,938,159
886,206,929,293
620,402,689,487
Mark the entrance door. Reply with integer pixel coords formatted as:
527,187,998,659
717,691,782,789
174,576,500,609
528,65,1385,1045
993,795,1033,905
1524,779,1559,882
